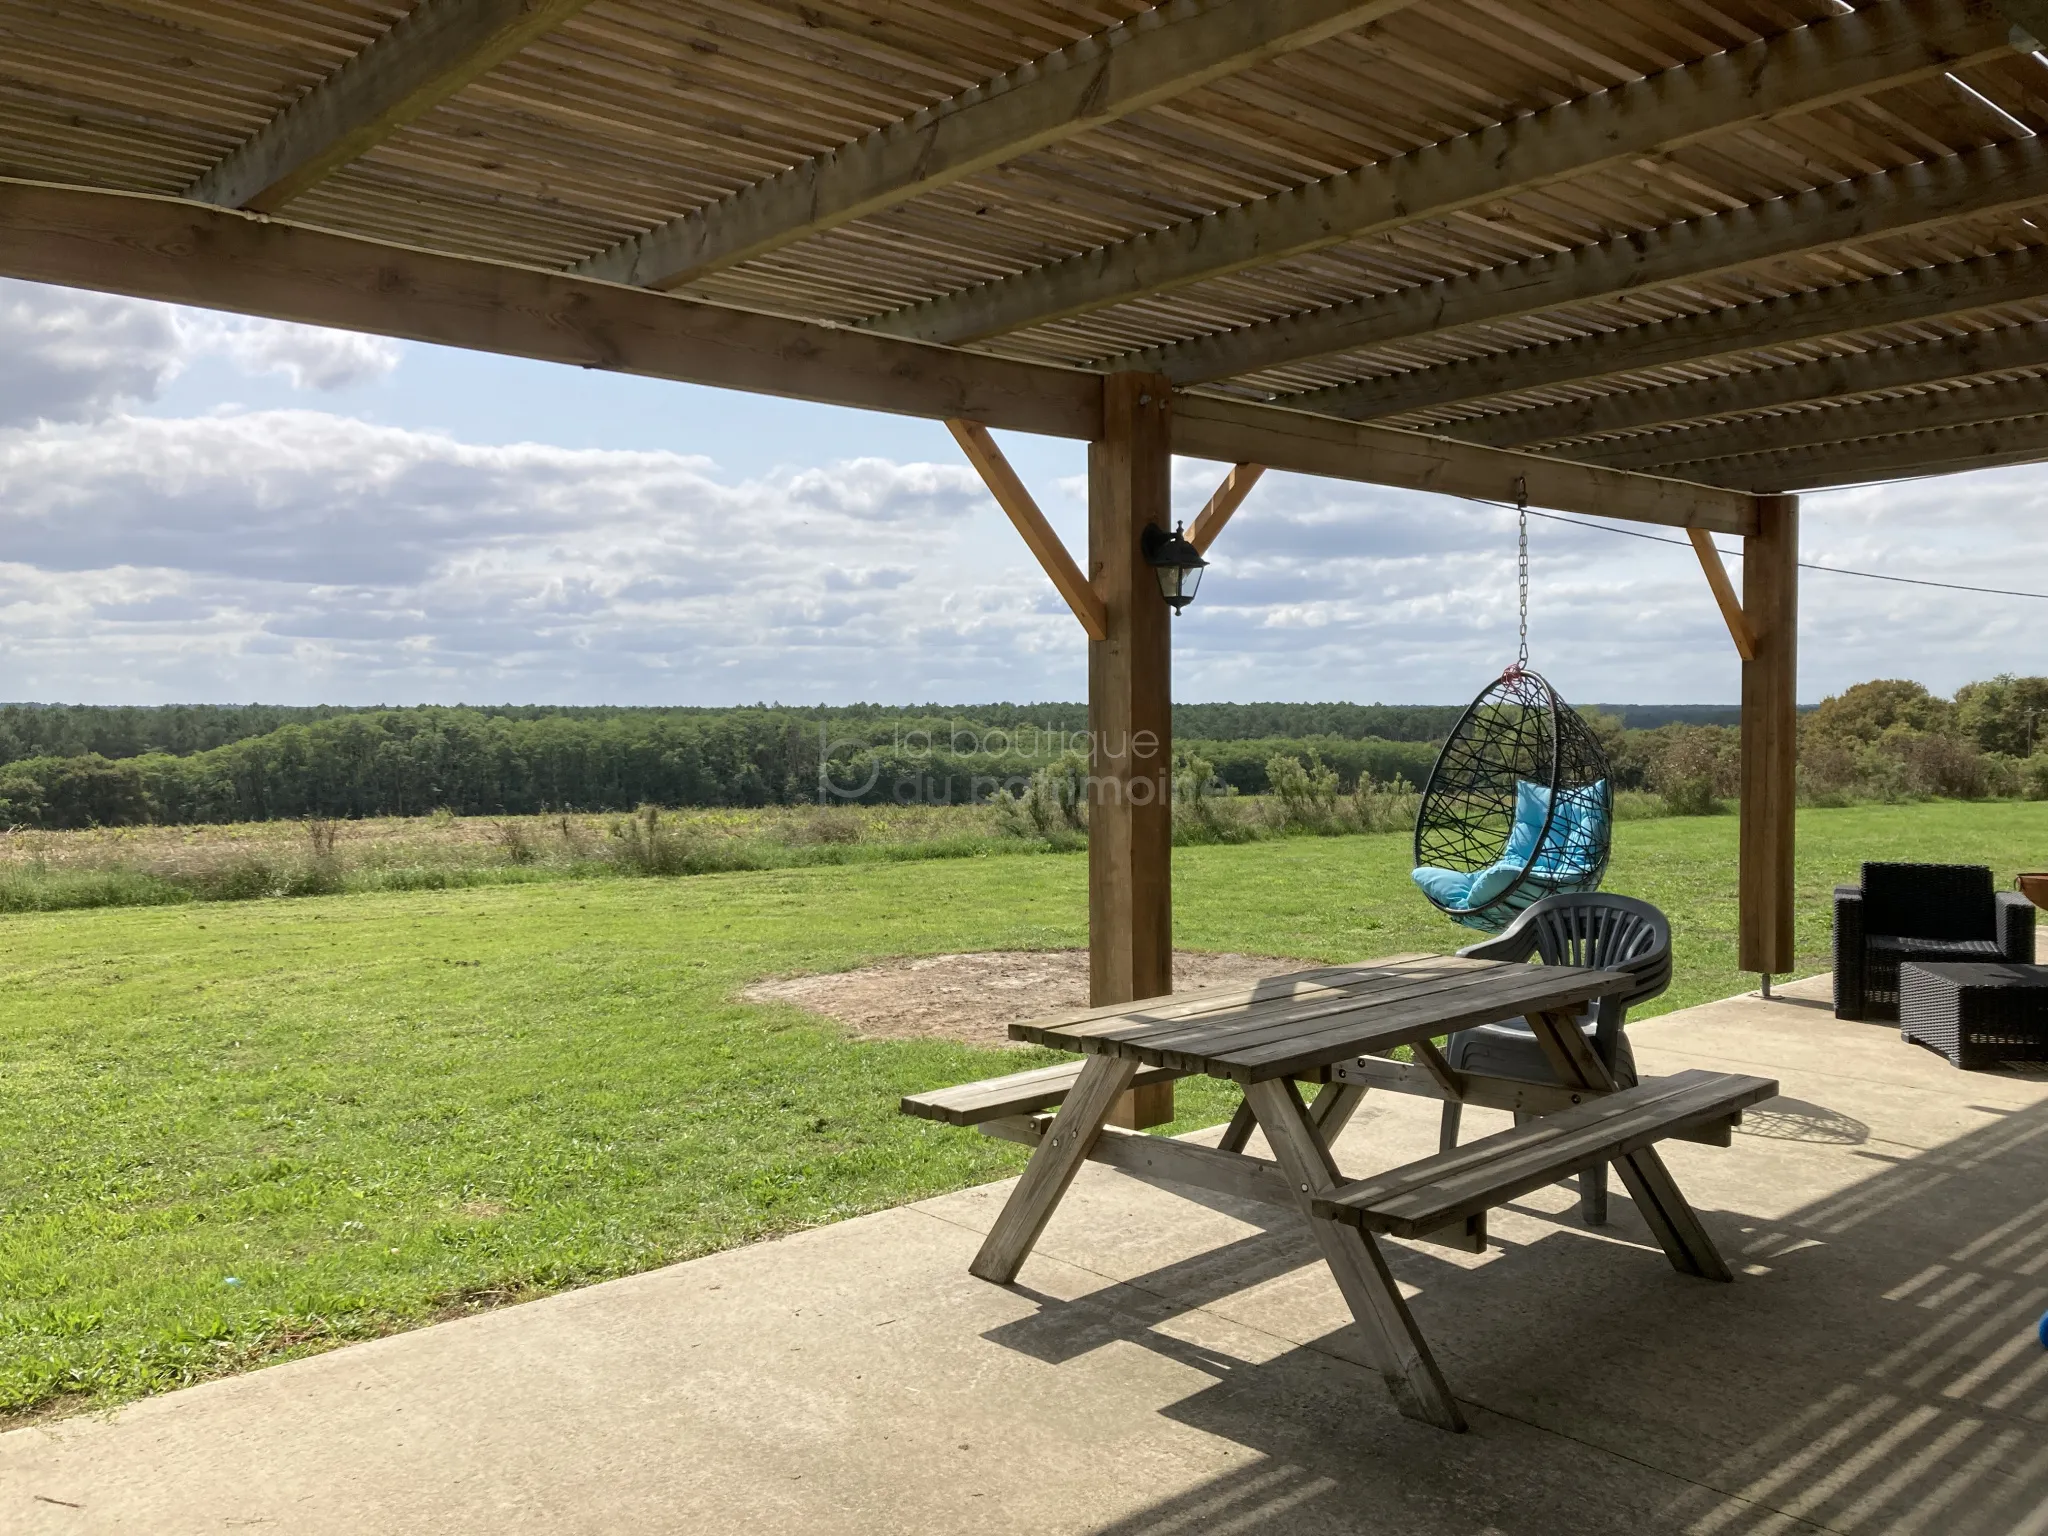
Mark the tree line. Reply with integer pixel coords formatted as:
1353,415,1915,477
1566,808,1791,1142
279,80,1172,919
0,678,2038,830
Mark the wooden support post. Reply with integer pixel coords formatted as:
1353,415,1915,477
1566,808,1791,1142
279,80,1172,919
1091,373,1176,1129
1739,495,1799,980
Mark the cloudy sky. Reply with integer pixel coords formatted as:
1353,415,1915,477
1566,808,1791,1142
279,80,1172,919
3,275,2043,708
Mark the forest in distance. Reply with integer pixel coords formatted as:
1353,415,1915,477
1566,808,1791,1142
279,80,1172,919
0,679,2038,830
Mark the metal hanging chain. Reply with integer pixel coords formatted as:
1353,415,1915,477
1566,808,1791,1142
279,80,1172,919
1514,475,1529,668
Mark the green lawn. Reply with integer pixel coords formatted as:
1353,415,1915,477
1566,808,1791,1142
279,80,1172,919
3,801,2043,1419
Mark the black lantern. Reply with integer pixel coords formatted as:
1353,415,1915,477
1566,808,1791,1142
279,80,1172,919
1142,520,1207,614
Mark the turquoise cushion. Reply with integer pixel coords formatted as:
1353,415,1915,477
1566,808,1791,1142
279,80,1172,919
1533,780,1607,876
1413,859,1523,912
1464,860,1523,909
1411,864,1474,907
1502,780,1550,865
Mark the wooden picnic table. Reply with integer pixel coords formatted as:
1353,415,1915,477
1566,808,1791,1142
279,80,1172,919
903,954,1777,1432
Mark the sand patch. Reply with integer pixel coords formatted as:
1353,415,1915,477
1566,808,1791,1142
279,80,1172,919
742,949,1306,1049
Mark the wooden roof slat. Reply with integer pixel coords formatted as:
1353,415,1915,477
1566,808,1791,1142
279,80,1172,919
0,175,1756,534
1671,406,2048,490
1470,320,2048,448
185,0,597,211
856,0,2018,347
574,0,1419,290
1577,368,2048,470
1292,240,2048,421
1120,135,2048,384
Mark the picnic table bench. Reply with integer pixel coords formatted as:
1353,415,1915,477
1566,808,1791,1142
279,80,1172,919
902,954,1777,1432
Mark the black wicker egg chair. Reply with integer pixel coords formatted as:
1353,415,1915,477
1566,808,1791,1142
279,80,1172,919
1411,667,1613,933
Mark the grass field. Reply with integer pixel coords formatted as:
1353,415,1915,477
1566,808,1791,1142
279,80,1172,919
3,801,2043,1421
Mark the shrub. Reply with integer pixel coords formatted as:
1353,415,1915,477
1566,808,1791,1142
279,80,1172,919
2026,756,2048,802
994,752,1088,843
1348,774,1418,835
1170,749,1257,845
1266,751,1342,833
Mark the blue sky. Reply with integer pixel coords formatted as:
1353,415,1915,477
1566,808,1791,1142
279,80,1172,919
4,275,2043,708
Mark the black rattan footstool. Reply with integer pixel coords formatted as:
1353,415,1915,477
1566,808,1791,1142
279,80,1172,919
1899,963,2048,1070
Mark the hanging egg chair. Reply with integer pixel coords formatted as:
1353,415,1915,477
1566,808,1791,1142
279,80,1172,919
1411,665,1613,933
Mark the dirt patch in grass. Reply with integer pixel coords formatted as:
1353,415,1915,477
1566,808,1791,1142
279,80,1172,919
743,949,1306,1049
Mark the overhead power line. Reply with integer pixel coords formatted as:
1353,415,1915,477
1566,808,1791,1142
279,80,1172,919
1472,500,2048,603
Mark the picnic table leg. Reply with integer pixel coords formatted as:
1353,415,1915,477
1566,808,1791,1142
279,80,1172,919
970,1054,1138,1284
1245,1077,1467,1432
1220,1079,1361,1154
1217,1097,1258,1153
1526,1009,1733,1283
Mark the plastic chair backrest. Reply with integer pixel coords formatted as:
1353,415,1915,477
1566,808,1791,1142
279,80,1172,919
1464,892,1672,1011
1861,862,1994,942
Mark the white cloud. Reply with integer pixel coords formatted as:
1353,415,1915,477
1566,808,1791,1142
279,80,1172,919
0,278,401,431
203,319,402,393
1,280,2044,706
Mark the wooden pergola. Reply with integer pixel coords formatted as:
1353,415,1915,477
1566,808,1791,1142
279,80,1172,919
6,0,2044,1113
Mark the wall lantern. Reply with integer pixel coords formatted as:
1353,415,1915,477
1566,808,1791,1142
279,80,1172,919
1142,521,1207,614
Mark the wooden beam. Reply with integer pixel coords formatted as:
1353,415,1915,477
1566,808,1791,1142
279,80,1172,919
186,0,595,212
575,0,1416,289
1303,243,2048,425
1185,463,1264,554
0,177,1101,439
0,178,1761,535
946,419,1108,641
862,0,2015,346
1688,529,1756,662
1129,136,2048,386
1738,497,1799,978
1677,414,2048,492
1449,324,2048,451
1994,2,2048,47
1089,374,1176,1128
1171,394,1757,537
1578,373,2048,476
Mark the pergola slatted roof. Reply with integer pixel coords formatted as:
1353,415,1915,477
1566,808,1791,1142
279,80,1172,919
3,0,2045,499
14,0,1996,993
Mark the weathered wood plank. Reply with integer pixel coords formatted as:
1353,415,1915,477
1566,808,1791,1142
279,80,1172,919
1011,958,1503,1056
575,0,1418,288
1313,1070,1777,1238
1601,372,2048,477
861,1,2014,345
189,0,597,212
1453,324,2048,450
901,1060,1183,1126
1005,956,1449,1043
1329,1055,1740,1146
1302,244,2048,426
1212,971,1635,1082
1735,427,2048,490
1130,134,2048,386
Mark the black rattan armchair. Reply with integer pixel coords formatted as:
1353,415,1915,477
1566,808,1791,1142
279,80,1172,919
1834,863,2036,1023
1441,892,1673,1225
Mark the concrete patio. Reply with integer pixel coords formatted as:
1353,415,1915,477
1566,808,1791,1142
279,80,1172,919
6,969,2047,1536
